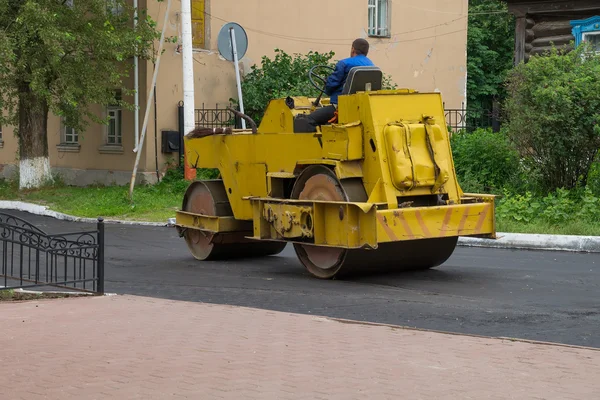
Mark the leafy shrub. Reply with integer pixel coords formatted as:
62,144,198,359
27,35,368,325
504,43,600,192
588,155,600,195
576,186,600,222
495,191,540,223
496,187,600,225
450,128,522,193
231,49,336,124
233,49,397,124
539,188,577,224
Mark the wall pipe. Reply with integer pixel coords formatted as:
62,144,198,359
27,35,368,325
134,0,139,150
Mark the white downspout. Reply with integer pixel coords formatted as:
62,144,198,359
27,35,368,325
133,0,139,151
181,0,195,136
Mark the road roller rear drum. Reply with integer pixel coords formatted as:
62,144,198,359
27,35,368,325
180,180,286,260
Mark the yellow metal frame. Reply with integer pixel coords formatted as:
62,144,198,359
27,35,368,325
184,90,465,221
250,197,378,249
244,195,495,249
180,88,497,248
176,195,495,249
175,210,251,233
375,201,496,243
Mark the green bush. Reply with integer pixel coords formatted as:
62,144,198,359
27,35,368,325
495,191,541,223
588,154,600,195
496,187,600,225
233,49,397,124
504,43,600,193
450,128,522,193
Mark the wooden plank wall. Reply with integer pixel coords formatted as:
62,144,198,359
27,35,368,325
508,0,600,64
526,17,574,61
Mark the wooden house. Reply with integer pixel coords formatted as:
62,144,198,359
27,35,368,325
506,0,600,64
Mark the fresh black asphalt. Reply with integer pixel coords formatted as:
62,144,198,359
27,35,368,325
3,210,600,348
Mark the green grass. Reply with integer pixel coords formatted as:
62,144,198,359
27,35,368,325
0,289,82,301
496,218,600,236
0,168,219,222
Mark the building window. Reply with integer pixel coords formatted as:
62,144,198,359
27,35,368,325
582,32,600,52
64,125,79,144
0,124,3,148
99,90,124,154
368,0,390,37
106,0,123,16
570,16,600,53
57,119,80,152
60,117,79,145
106,106,122,145
191,0,206,49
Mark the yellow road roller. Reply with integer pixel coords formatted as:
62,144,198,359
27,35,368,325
175,66,496,279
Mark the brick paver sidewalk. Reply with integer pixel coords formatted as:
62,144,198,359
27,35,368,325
1,295,599,399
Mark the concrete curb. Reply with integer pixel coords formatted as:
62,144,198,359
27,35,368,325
458,233,600,253
2,200,599,253
0,201,168,227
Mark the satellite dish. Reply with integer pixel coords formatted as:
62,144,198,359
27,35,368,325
217,22,248,61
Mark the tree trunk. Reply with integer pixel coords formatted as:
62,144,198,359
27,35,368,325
18,82,52,189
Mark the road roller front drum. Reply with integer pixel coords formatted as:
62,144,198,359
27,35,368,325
289,166,458,279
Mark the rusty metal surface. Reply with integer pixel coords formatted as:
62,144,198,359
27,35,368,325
180,181,285,260
293,166,350,278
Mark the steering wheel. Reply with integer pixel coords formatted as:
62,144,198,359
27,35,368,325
308,65,335,107
308,65,335,92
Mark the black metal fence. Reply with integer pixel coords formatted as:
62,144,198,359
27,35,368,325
0,213,104,294
444,102,501,133
190,101,499,133
194,103,241,129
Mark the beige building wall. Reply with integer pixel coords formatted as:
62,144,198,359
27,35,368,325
209,0,468,108
0,0,468,186
0,75,153,186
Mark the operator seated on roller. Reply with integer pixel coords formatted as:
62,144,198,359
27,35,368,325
306,38,375,131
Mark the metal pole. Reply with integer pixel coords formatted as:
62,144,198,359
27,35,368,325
229,27,246,130
97,217,104,295
129,0,171,198
181,0,195,136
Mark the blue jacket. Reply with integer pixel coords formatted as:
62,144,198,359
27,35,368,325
325,54,375,104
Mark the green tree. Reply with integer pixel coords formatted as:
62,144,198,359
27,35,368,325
467,0,515,111
233,49,397,124
504,44,600,192
232,49,337,124
0,0,160,189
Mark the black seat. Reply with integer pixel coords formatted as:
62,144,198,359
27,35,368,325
341,66,383,95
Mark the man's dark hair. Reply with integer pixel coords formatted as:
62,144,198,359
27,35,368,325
352,38,369,55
